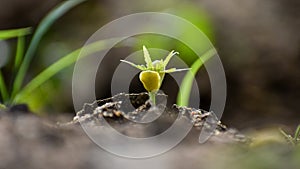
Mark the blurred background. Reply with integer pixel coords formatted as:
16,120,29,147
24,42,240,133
0,0,299,130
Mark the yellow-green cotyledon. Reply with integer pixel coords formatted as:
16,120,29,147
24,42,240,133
121,45,189,105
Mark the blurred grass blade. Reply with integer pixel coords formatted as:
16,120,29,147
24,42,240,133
177,49,217,106
13,39,112,103
279,128,295,146
294,125,300,142
11,0,86,99
0,27,31,40
14,36,25,69
0,71,8,101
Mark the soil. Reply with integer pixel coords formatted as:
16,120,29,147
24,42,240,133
1,93,297,169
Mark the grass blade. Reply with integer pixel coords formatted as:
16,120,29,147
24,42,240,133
294,125,300,143
279,128,295,146
177,48,217,106
0,71,8,102
11,0,86,99
0,27,31,40
13,39,111,103
14,36,25,69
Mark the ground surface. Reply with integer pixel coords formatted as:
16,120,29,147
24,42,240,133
0,93,299,169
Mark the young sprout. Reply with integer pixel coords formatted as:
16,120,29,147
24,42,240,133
121,46,189,105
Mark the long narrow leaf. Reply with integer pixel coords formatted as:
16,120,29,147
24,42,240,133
120,60,146,70
0,27,31,40
14,36,25,69
13,39,111,103
0,71,8,101
279,128,295,146
162,68,190,73
294,125,300,142
12,0,86,99
177,48,217,106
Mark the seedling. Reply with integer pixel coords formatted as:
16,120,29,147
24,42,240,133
280,124,300,146
121,46,189,105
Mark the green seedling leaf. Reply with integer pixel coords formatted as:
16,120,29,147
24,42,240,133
162,68,190,73
121,46,188,105
120,60,147,70
143,45,153,68
163,50,179,68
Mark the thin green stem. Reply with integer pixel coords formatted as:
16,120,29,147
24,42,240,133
177,48,217,106
149,91,156,105
14,36,25,69
294,125,300,144
0,71,8,102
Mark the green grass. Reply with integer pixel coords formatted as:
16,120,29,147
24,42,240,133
14,36,26,70
0,0,86,107
0,27,32,104
0,71,8,102
11,0,86,100
0,27,31,40
177,48,217,106
13,39,113,103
